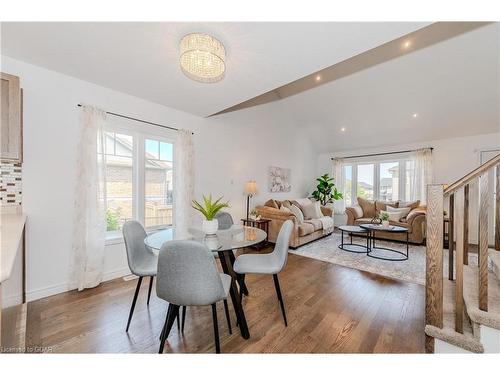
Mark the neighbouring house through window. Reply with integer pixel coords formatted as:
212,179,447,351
100,119,175,240
342,157,416,204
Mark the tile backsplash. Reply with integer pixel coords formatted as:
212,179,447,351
0,160,22,206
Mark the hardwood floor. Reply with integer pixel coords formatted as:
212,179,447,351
25,253,425,353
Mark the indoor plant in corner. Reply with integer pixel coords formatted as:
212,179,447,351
311,174,343,207
192,194,230,235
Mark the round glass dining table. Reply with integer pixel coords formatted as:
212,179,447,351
144,225,267,252
144,225,267,340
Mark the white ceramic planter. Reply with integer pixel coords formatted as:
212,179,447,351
382,220,390,227
202,219,219,235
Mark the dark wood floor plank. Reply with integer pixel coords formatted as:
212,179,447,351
24,252,426,353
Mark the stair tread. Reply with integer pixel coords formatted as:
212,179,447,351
463,264,500,330
425,278,484,353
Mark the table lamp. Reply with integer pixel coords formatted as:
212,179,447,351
244,180,258,220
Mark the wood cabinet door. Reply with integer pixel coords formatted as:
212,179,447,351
1,72,22,161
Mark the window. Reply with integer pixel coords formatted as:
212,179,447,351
101,124,175,240
145,139,173,229
104,132,134,234
341,157,414,204
379,162,399,201
343,165,353,207
357,164,374,200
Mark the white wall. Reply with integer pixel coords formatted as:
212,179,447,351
1,56,316,301
317,132,500,240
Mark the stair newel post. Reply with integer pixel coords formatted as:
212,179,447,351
478,172,489,312
495,165,500,251
454,187,465,333
448,193,455,280
463,184,469,265
425,184,444,352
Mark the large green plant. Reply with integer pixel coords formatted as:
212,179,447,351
192,194,230,221
311,174,343,206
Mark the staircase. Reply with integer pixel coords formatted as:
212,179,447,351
425,154,500,353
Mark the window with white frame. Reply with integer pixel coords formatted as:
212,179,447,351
101,119,175,239
342,157,415,204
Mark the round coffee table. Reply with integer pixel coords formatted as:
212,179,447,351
359,223,409,261
338,225,370,254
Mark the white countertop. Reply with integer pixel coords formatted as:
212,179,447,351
1,211,26,283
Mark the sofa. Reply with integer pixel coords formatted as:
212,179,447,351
255,198,333,248
345,197,427,244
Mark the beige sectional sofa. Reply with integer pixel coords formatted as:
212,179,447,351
345,197,427,244
256,199,333,248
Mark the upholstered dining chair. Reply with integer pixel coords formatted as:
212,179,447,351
233,220,293,326
215,211,234,230
122,220,159,332
156,240,232,354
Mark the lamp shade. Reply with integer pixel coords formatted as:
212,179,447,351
244,180,258,196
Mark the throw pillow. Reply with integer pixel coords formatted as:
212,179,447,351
387,206,411,219
352,204,364,218
375,200,399,214
399,200,420,210
290,204,304,224
264,199,279,209
281,200,292,209
301,202,321,220
313,201,324,218
381,209,406,222
280,205,291,214
357,197,376,218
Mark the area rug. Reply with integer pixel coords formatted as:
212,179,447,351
289,231,450,285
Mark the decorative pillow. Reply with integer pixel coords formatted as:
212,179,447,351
381,209,406,223
387,206,411,220
290,204,304,223
357,197,376,218
399,200,420,210
375,200,399,214
295,198,313,207
313,201,324,218
351,204,364,219
281,200,292,209
264,199,279,209
280,205,291,214
300,201,322,220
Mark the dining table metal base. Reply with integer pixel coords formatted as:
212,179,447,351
217,250,250,339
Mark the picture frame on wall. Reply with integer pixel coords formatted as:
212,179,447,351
268,166,291,193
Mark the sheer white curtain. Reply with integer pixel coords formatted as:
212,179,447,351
409,148,433,204
71,105,107,291
174,129,195,237
332,158,345,214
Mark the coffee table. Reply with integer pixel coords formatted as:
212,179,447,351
359,223,409,261
338,225,370,254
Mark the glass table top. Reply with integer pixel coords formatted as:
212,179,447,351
144,225,267,252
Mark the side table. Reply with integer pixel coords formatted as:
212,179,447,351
240,218,271,249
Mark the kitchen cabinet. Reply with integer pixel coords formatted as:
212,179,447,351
1,72,22,162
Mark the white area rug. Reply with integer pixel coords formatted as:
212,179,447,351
289,231,448,285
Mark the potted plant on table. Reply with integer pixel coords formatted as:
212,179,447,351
379,211,390,228
311,174,343,207
192,194,230,235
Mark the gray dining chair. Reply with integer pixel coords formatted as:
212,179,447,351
156,240,232,354
215,211,234,230
233,220,293,326
123,220,160,332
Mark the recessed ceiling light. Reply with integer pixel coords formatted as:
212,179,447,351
412,113,418,118
340,127,346,132
403,40,411,49
315,75,321,82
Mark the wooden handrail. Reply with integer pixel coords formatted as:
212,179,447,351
444,153,500,196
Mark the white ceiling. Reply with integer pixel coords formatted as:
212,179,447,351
277,22,500,152
0,22,429,117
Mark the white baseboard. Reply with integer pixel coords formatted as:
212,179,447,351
26,267,131,302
